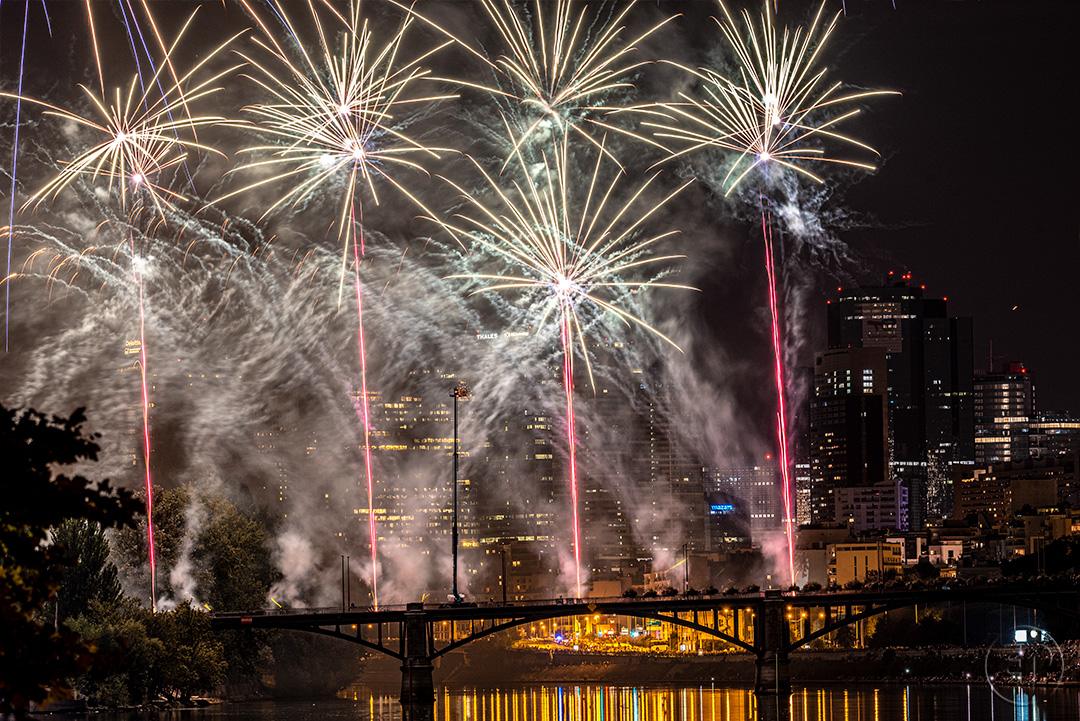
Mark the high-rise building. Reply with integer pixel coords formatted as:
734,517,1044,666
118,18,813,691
974,362,1035,466
475,402,557,587
1029,411,1080,460
808,347,889,524
254,425,291,509
119,338,145,471
357,371,473,565
707,462,780,543
705,490,751,551
827,273,974,527
583,367,706,579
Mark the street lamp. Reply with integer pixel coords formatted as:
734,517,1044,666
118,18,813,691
450,381,470,602
681,542,690,593
500,544,509,605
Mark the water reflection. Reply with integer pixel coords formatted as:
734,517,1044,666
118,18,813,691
36,684,1077,721
340,684,1077,721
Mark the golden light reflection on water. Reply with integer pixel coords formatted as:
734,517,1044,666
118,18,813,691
342,684,1067,721
363,685,766,721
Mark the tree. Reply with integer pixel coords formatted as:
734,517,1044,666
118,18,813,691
192,495,279,612
68,599,165,707
146,603,226,702
69,599,225,706
50,520,123,623
0,405,140,718
112,486,190,604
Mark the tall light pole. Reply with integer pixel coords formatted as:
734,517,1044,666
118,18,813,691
450,381,470,602
682,542,689,593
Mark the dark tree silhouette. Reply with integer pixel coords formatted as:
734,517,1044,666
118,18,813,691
0,405,140,718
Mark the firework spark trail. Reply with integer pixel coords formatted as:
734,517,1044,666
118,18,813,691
351,204,378,608
5,3,31,351
644,1,896,586
397,0,673,167
225,0,452,606
434,133,694,596
3,12,234,609
559,310,581,596
134,257,157,605
762,202,794,585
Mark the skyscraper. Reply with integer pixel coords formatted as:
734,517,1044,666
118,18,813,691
974,362,1035,466
580,340,705,580
706,462,780,544
827,273,974,527
808,346,889,524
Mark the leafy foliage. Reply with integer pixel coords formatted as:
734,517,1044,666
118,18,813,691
50,520,123,623
1001,536,1080,577
69,599,224,705
0,405,140,718
112,486,191,603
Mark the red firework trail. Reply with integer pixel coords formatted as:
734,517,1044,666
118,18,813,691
351,205,378,609
133,246,157,610
761,203,796,587
560,308,582,598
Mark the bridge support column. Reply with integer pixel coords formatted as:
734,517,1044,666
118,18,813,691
754,598,791,697
400,603,434,721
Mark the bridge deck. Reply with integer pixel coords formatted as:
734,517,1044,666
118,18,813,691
210,584,1080,630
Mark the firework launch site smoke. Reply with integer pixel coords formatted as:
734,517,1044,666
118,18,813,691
0,1,899,604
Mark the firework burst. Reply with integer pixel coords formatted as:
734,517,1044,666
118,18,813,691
225,0,453,234
224,0,454,608
5,14,235,221
645,1,897,195
398,0,673,167
434,130,694,596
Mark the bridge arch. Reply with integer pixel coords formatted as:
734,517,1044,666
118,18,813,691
786,592,1080,655
305,625,405,660
427,607,755,658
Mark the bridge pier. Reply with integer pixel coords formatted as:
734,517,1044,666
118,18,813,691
399,603,435,721
754,692,791,721
754,598,791,697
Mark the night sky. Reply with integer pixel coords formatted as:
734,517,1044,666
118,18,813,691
1,0,1077,485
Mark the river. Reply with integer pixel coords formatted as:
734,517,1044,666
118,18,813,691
34,684,1080,721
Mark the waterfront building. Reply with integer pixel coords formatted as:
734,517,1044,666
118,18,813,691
827,540,903,585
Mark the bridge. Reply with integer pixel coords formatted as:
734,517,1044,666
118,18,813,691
211,584,1080,721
